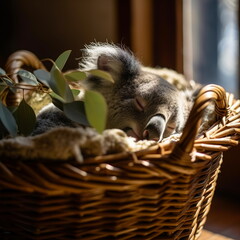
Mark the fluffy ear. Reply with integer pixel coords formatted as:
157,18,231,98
96,54,123,80
79,43,140,83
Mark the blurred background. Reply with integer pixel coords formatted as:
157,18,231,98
0,0,239,238
0,0,238,94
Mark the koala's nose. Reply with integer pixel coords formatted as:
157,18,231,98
143,115,166,141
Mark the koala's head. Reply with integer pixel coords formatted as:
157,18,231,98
79,43,188,141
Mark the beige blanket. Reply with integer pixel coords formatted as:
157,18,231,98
0,127,154,162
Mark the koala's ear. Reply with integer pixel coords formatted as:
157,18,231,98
97,54,122,80
79,43,140,83
97,54,110,71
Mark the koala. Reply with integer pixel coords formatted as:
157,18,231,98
33,43,197,141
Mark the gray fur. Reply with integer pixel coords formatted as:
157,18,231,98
34,43,197,141
32,104,81,136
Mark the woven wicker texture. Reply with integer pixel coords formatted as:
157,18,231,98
0,52,240,240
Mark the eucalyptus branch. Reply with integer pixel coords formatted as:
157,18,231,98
0,50,108,138
0,74,15,80
0,82,49,92
13,83,49,92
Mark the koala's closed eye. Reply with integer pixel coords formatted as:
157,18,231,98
133,96,147,112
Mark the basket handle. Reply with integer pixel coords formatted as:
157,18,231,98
5,50,46,83
171,84,228,159
4,51,47,106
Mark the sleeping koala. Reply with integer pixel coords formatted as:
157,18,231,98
33,43,198,141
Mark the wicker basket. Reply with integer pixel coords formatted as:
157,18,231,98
0,52,240,240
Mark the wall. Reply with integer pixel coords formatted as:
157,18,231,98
0,0,118,69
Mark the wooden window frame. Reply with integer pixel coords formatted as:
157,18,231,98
117,0,183,72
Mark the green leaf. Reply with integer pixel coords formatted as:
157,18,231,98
49,91,65,103
17,70,39,86
84,90,107,133
1,77,16,94
13,99,36,136
8,106,18,113
0,101,18,137
33,69,51,88
34,68,74,102
63,101,89,126
64,71,87,82
52,50,72,71
51,96,64,111
0,85,7,94
51,67,74,102
1,77,14,87
88,69,114,83
0,68,6,76
71,89,81,98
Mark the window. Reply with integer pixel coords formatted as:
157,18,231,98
183,0,239,96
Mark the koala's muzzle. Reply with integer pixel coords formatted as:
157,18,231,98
143,115,166,141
